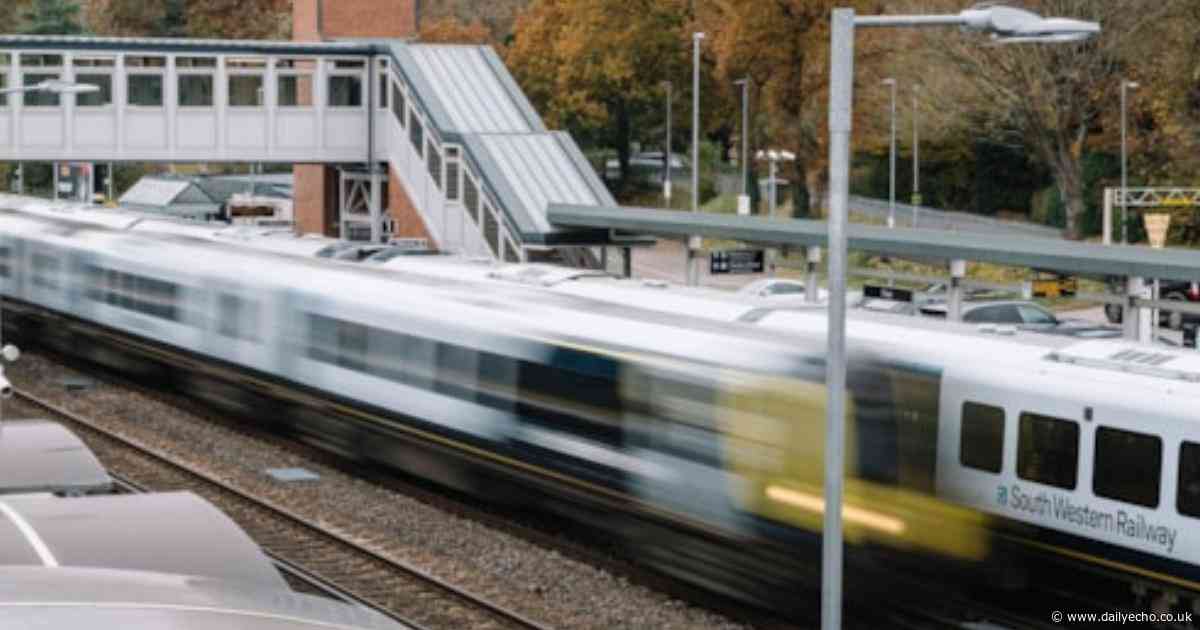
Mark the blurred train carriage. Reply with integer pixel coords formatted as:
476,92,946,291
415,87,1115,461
0,200,1198,621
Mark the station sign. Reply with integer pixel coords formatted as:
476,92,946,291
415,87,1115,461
863,285,915,302
710,249,765,275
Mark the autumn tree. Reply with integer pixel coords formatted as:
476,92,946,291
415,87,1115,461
422,0,529,44
186,0,290,40
703,0,888,216
508,0,692,187
917,0,1184,239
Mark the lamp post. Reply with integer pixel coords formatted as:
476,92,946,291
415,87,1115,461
911,84,921,209
882,78,897,228
734,78,750,216
687,32,705,287
663,81,673,207
1120,79,1139,245
824,7,1099,630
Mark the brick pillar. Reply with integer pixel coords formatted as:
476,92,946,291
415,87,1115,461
292,0,418,238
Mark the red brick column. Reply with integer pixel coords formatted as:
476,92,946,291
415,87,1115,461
292,0,419,238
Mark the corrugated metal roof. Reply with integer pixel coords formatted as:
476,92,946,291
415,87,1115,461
118,178,191,208
467,133,603,236
398,44,540,134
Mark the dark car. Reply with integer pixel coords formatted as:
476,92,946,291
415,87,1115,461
1104,280,1200,330
922,300,1122,339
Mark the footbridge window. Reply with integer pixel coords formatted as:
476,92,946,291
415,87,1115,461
409,115,424,156
327,59,364,108
1093,427,1161,508
177,56,216,108
1017,412,1079,490
377,60,389,110
427,140,442,190
227,58,266,108
0,54,11,108
276,59,315,108
126,56,166,107
391,80,405,128
445,147,461,201
73,56,114,107
21,54,63,107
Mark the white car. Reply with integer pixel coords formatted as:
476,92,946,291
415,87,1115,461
737,278,863,306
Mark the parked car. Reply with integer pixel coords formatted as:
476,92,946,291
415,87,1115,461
922,300,1122,339
737,278,864,306
1104,280,1200,330
604,152,688,181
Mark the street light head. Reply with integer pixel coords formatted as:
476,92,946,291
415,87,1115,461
733,78,748,86
693,32,706,40
37,79,100,95
881,78,896,86
1126,81,1141,90
961,5,1100,43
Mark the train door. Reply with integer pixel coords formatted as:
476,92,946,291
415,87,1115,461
205,277,269,370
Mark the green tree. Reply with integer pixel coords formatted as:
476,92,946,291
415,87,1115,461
19,0,84,35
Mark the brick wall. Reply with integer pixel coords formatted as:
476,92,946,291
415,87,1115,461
292,0,419,239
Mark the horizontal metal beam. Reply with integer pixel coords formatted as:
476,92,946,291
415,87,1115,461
549,204,1200,282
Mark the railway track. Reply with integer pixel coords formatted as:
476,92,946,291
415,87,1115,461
14,388,557,630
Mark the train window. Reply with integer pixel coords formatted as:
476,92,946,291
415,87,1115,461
217,294,259,341
1179,442,1200,519
1017,413,1079,490
960,402,1004,473
81,265,179,321
32,254,59,289
1093,427,1161,508
306,314,366,371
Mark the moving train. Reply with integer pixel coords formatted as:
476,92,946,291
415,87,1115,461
0,197,1197,620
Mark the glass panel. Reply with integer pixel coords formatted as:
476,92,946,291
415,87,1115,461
1017,412,1079,490
427,141,442,189
179,75,214,107
464,176,479,222
128,74,164,106
0,54,10,65
378,73,388,109
73,56,115,67
391,84,405,128
277,75,314,107
76,74,112,107
483,205,499,256
409,117,424,155
276,58,315,70
21,54,63,67
176,56,216,68
1180,442,1200,519
960,402,1004,473
227,58,266,69
23,73,60,107
328,59,365,70
126,56,166,68
328,75,362,107
446,160,460,201
1093,427,1161,508
229,75,263,107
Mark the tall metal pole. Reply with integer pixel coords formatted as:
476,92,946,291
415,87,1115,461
1120,80,1138,245
664,81,673,207
824,9,853,630
687,32,705,287
911,84,920,208
883,78,897,228
739,79,749,196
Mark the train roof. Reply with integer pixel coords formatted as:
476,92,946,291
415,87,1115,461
0,420,111,496
0,492,286,591
0,566,409,630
